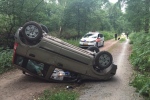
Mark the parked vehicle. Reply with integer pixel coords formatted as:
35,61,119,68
13,21,117,82
79,32,104,48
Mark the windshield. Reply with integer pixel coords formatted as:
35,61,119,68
83,34,93,38
83,33,98,38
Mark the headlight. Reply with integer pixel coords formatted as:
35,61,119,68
80,40,85,42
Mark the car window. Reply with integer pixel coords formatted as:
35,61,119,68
91,36,97,38
99,34,103,37
83,33,93,38
15,55,49,77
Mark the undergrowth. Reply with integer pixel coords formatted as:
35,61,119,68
129,32,150,99
0,47,13,74
39,89,79,100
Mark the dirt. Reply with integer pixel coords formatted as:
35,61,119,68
79,39,144,100
0,39,144,100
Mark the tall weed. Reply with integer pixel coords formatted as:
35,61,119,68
129,32,150,99
0,48,13,74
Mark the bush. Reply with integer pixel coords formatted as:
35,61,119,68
119,38,126,42
63,38,80,47
100,31,114,40
0,48,13,74
129,32,150,99
129,32,150,71
131,73,150,97
40,90,79,100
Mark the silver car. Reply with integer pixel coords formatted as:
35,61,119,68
13,21,117,82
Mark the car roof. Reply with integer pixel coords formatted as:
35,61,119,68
88,32,99,34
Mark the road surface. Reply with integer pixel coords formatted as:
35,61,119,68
0,39,143,100
79,39,143,100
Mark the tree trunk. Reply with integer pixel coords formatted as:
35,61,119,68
77,3,80,38
144,0,150,33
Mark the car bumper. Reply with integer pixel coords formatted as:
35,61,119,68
80,63,117,80
79,42,96,48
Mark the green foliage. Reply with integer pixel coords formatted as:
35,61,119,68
129,32,150,99
119,38,126,42
125,0,150,33
0,48,13,74
61,29,78,39
100,31,114,40
40,90,79,100
130,73,150,97
129,32,150,71
63,38,80,47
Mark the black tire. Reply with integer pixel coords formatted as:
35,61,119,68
21,21,42,41
95,51,113,70
87,46,99,53
40,24,49,33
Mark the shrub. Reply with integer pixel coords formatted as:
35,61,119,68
0,48,13,74
129,32,150,99
63,38,80,47
131,73,150,97
119,38,126,42
40,90,79,100
100,31,114,40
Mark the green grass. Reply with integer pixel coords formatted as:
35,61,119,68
63,38,80,47
0,48,13,74
129,32,150,99
119,38,126,43
39,90,79,100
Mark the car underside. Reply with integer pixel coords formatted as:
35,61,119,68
13,21,117,82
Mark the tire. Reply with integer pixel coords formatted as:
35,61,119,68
21,21,43,41
95,51,113,70
87,46,99,53
40,24,49,33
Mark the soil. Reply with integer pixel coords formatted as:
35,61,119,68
0,39,144,100
79,39,143,100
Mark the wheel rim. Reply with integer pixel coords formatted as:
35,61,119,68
93,50,97,53
25,25,39,38
98,54,111,67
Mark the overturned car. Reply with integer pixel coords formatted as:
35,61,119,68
13,21,117,82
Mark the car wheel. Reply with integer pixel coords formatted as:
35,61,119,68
87,46,99,53
21,21,43,41
41,24,49,33
95,51,113,70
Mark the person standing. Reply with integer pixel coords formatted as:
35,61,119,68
115,33,117,40
126,33,129,39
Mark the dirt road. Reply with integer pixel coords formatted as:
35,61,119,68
0,39,143,100
79,39,143,100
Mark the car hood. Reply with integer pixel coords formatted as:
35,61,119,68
81,38,96,42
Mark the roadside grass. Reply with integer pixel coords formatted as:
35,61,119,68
100,31,114,40
130,72,150,99
0,47,13,74
62,38,80,47
39,89,79,100
129,32,150,99
119,38,126,43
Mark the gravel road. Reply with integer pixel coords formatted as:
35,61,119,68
0,39,144,100
79,39,144,100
